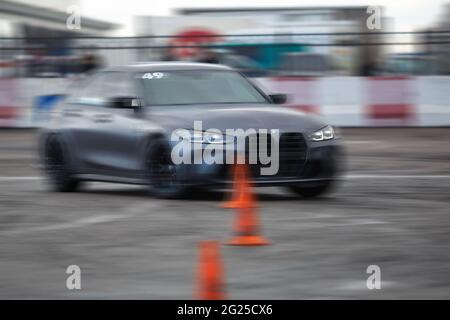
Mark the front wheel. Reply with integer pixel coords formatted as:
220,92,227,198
145,139,186,198
44,136,80,192
287,180,335,198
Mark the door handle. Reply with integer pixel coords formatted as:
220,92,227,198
62,109,82,117
92,113,114,123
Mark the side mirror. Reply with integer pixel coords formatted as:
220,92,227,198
110,96,141,110
268,93,287,104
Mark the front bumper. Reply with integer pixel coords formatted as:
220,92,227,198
171,138,345,187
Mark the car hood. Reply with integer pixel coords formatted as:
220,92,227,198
145,104,326,133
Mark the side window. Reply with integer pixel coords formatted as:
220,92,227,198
71,73,107,106
101,72,136,102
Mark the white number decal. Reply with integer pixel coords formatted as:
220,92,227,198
142,72,164,79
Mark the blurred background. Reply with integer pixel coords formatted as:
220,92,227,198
2,0,450,76
1,0,450,126
1,0,450,299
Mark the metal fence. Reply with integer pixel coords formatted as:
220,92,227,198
1,31,450,77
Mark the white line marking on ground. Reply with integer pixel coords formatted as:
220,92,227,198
0,202,161,236
337,280,398,291
0,176,41,181
3,214,132,235
0,174,450,182
345,140,384,144
293,219,388,229
346,174,450,179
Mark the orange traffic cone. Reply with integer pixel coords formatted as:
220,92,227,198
220,162,258,209
226,205,270,246
196,241,227,300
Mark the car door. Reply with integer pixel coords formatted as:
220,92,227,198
88,71,144,177
62,73,107,173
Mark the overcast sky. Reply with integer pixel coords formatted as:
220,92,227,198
81,0,449,34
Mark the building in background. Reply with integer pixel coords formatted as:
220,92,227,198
0,0,119,76
175,6,388,75
419,4,450,75
0,0,117,36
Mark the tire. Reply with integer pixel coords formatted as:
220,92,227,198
44,136,80,192
145,138,185,198
287,180,335,199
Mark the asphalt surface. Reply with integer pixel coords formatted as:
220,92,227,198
0,128,449,299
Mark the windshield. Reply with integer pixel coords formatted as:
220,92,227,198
140,70,268,106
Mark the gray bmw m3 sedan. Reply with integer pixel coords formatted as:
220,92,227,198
39,62,344,198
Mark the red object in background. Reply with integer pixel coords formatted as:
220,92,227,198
0,60,16,69
0,106,15,119
272,77,320,114
366,76,415,125
0,78,18,120
169,29,222,59
367,104,412,119
288,104,317,114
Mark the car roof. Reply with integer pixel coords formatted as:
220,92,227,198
107,62,233,72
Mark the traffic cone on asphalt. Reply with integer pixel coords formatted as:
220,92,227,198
226,204,270,246
196,241,227,300
220,161,258,209
227,186,270,246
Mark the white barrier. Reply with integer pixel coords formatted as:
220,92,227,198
257,76,450,127
415,77,450,127
320,77,366,127
1,76,450,128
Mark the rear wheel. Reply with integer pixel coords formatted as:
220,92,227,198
44,136,80,192
287,181,334,198
146,139,185,198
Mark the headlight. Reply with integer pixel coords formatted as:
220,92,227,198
309,125,335,141
174,130,232,144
